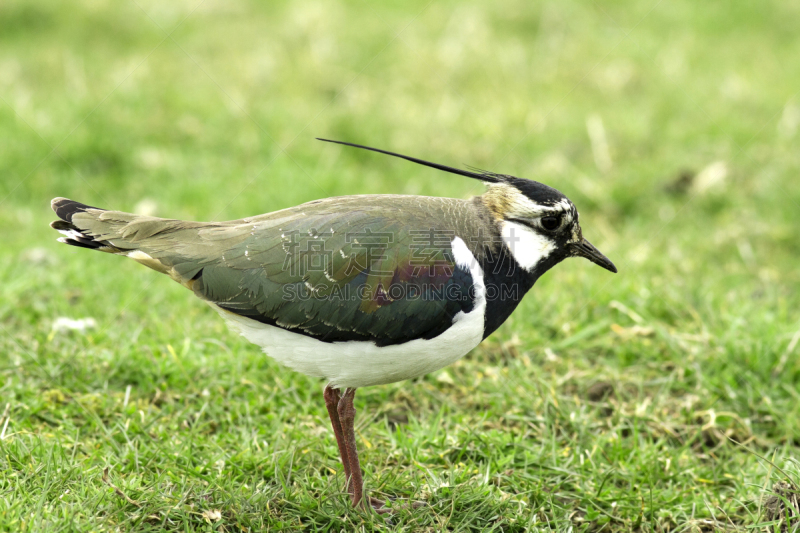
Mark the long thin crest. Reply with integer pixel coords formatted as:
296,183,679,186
316,138,502,183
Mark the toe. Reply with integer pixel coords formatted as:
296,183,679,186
369,496,388,512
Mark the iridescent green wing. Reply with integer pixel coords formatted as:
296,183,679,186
188,196,479,345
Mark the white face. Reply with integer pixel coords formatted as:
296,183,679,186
483,183,583,271
489,185,582,271
500,221,557,271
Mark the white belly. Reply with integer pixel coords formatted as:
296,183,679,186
211,237,486,388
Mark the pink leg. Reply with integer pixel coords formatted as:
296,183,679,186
323,385,352,485
336,388,387,512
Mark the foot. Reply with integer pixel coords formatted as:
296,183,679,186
369,496,390,514
325,387,426,514
366,495,426,514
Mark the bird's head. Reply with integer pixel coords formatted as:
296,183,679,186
316,138,617,275
480,177,617,274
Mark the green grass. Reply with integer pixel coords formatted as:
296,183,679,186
2,0,800,530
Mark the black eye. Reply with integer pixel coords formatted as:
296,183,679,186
541,216,561,231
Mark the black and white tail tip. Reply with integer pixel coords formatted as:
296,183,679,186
50,197,106,251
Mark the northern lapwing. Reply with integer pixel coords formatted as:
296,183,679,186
50,139,617,512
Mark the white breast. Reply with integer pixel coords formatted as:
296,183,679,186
500,221,555,271
212,237,486,388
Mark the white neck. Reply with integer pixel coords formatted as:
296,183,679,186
500,221,556,272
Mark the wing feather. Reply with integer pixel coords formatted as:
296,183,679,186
193,197,481,345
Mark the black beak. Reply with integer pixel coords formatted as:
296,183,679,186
570,239,617,273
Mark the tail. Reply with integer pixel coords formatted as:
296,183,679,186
50,198,119,251
49,197,209,285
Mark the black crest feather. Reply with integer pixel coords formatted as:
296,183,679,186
316,138,502,184
317,138,571,206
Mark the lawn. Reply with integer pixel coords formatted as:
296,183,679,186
2,0,800,530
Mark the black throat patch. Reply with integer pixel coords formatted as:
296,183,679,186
479,243,569,340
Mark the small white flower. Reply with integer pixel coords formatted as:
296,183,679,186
52,317,97,334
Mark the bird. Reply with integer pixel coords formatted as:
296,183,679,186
50,138,616,513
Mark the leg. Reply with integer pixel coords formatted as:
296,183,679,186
336,388,364,506
323,385,352,485
337,388,387,512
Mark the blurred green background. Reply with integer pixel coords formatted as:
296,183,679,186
2,0,800,530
